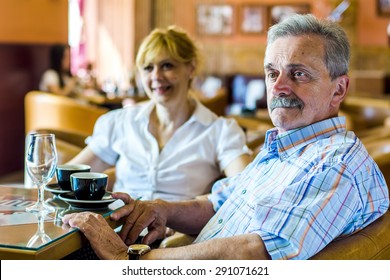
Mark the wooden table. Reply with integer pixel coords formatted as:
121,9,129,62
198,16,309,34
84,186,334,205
0,185,124,260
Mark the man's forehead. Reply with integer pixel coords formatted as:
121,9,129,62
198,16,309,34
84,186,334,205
264,35,325,67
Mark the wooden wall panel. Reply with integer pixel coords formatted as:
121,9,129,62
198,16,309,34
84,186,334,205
0,0,68,44
0,44,51,176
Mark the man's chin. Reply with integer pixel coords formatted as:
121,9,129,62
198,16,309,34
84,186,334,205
270,111,301,130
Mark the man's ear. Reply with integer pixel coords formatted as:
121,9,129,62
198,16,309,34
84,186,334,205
331,75,349,107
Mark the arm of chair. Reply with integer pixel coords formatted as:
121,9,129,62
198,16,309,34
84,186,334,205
159,232,197,248
310,211,390,259
31,128,88,148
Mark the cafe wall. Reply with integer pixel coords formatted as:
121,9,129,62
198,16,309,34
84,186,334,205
152,0,390,75
354,0,390,73
152,0,332,75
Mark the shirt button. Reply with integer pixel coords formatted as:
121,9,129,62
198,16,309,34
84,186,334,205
218,219,223,224
241,189,246,194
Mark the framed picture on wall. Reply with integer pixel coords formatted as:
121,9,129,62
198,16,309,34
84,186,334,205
269,4,310,25
378,0,390,16
196,4,234,35
239,4,267,34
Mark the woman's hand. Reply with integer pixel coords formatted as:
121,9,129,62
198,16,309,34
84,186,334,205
62,212,128,260
110,192,169,245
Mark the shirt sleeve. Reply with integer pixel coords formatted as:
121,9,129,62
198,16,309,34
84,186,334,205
249,162,365,260
85,110,119,165
215,118,251,171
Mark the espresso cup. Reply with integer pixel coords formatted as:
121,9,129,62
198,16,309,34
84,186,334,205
56,164,91,191
70,172,108,200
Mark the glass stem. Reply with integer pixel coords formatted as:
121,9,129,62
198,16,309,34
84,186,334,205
37,214,45,234
37,184,45,204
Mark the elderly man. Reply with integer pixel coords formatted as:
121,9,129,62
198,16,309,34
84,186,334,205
63,14,389,260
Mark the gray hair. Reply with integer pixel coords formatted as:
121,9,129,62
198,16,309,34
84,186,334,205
266,14,350,80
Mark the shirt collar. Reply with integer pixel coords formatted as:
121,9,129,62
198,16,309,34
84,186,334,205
264,117,347,160
133,99,215,126
134,100,155,122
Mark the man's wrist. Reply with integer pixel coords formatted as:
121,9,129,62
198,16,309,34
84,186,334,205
127,244,151,260
120,250,129,260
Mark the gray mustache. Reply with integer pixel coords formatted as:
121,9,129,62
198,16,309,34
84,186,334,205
269,97,304,111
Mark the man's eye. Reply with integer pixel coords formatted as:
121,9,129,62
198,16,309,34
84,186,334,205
293,71,307,78
267,72,278,80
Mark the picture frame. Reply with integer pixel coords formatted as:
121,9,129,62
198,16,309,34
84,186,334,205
196,4,234,36
378,0,390,16
239,4,267,34
269,4,310,25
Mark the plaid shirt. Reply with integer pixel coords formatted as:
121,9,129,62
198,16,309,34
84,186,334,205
194,117,389,259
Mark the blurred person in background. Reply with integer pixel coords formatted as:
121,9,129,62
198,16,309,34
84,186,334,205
39,44,79,97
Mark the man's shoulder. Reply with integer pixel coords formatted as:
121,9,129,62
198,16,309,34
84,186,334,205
313,130,366,160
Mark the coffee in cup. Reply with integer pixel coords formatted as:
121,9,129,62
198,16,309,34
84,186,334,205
70,172,108,200
56,164,91,191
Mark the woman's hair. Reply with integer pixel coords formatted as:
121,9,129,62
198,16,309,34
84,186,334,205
49,44,71,87
266,14,350,80
136,26,202,76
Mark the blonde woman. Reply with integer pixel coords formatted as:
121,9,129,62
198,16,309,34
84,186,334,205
68,26,251,201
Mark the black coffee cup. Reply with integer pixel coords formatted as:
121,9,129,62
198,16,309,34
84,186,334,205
70,172,108,200
56,164,91,191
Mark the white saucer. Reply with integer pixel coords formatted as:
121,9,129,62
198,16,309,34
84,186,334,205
58,191,116,209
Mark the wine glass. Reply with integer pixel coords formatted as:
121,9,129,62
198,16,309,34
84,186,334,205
25,133,57,214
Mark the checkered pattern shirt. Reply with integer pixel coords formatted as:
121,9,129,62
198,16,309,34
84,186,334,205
194,117,389,259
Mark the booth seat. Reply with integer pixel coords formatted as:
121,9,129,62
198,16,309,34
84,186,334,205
25,90,108,136
340,96,390,136
193,87,228,116
24,91,109,164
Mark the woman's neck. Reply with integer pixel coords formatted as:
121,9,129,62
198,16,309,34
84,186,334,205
149,98,195,150
154,98,194,128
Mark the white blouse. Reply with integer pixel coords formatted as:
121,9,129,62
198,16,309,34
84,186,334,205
86,99,250,201
39,69,72,92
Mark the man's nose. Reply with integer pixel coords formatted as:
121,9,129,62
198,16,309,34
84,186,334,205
272,73,292,96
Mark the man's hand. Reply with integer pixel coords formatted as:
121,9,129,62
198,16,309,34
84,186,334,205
62,212,128,260
110,192,169,245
